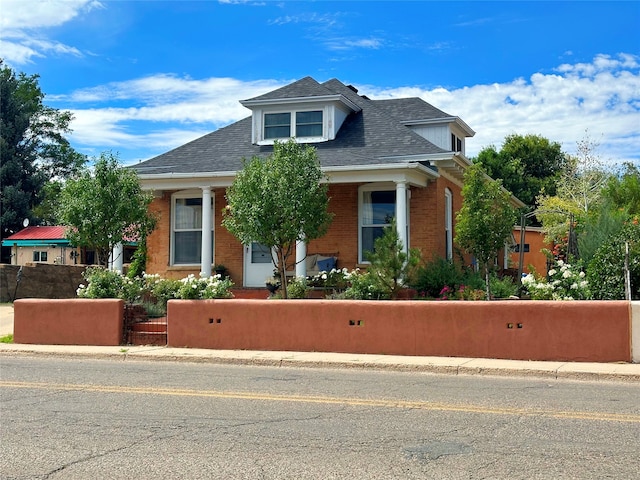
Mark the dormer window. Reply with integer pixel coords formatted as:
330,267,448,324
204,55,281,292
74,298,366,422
451,133,463,152
264,113,291,139
264,110,323,140
296,111,323,137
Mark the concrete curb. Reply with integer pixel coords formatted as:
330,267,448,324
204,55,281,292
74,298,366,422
1,344,639,382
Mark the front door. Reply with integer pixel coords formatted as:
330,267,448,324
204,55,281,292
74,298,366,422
244,242,274,287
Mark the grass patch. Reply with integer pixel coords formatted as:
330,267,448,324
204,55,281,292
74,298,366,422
0,334,13,343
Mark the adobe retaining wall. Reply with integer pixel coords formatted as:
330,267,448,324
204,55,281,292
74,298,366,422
12,298,637,363
168,300,632,363
14,298,124,346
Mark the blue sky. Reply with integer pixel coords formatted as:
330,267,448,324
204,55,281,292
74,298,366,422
2,0,639,167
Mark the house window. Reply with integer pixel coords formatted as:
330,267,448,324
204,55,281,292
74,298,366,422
264,113,291,139
264,110,323,140
296,111,323,137
32,251,48,262
445,188,453,260
172,194,214,265
359,187,396,263
451,133,462,152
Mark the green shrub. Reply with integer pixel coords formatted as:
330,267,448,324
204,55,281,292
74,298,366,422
489,275,518,299
365,220,421,299
286,276,310,299
588,220,640,299
413,256,483,298
177,274,234,300
343,271,389,300
77,267,126,299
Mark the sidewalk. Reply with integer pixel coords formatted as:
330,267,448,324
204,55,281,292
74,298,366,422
1,305,639,382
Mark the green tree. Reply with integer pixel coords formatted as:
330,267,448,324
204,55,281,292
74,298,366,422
59,152,157,266
455,163,517,299
223,139,333,298
0,60,85,239
604,162,640,216
475,133,566,209
365,219,421,299
588,219,640,300
537,133,610,260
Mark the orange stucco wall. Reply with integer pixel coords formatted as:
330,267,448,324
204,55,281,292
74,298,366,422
14,298,124,346
510,227,550,275
167,300,631,363
145,178,466,285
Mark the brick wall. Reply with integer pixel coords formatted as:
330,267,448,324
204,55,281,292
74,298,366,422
144,179,466,284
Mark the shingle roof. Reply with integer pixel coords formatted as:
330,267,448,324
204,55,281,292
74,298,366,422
133,77,454,176
4,226,67,241
242,76,336,102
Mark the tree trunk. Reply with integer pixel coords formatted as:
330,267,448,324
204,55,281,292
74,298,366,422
277,248,288,299
484,263,491,301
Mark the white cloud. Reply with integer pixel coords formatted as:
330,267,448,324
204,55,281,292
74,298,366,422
56,54,639,167
0,0,101,64
361,53,640,166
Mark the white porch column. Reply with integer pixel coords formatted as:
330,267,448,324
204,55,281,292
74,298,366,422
395,181,408,254
200,187,213,277
295,237,307,278
109,243,124,272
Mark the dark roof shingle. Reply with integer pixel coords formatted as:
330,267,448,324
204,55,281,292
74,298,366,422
133,77,453,175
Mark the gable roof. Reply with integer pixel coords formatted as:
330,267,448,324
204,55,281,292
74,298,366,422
132,77,461,177
4,226,67,241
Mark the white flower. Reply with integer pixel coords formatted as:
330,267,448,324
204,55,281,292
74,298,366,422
321,273,327,280
579,271,586,278
562,270,571,279
571,283,578,290
557,260,564,267
548,269,556,276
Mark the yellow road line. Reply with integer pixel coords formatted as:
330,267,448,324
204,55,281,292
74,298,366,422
2,380,639,423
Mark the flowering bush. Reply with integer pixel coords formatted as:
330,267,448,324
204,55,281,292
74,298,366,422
77,269,234,304
77,267,125,299
176,274,234,300
438,285,485,301
343,271,389,300
309,267,354,293
522,260,590,300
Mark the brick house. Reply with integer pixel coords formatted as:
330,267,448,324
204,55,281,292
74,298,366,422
133,76,520,287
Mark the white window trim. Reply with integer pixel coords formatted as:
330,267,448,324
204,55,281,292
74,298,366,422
358,183,399,264
445,188,453,260
170,190,214,266
258,108,327,145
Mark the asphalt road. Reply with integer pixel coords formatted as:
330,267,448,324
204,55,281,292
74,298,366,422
1,356,639,479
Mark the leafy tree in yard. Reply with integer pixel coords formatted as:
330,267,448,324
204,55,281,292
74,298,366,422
59,152,157,267
223,139,333,298
455,163,517,300
475,133,566,210
604,162,640,216
537,133,610,261
0,60,86,238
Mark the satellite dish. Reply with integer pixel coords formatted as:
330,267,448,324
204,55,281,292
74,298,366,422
22,218,29,228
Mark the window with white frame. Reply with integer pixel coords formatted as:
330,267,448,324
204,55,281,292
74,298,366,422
359,186,396,263
444,188,453,260
264,110,323,140
171,193,214,265
32,251,48,262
